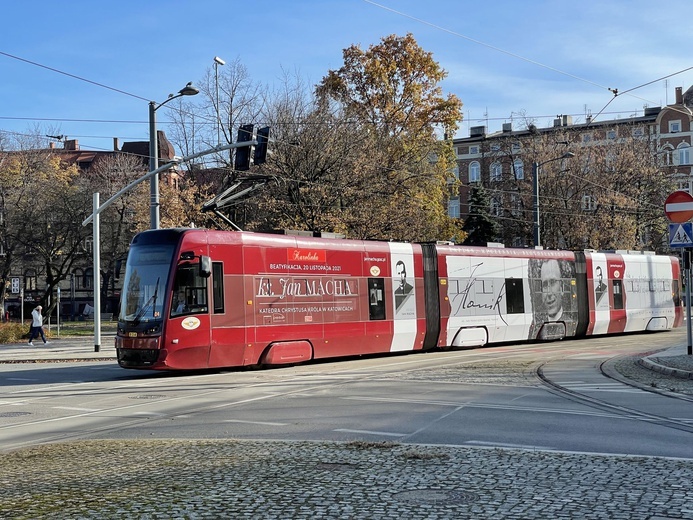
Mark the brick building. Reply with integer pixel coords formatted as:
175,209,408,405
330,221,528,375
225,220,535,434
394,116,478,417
1,133,181,321
451,86,693,249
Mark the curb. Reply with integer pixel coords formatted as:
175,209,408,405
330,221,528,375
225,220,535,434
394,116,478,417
0,357,117,364
637,357,693,380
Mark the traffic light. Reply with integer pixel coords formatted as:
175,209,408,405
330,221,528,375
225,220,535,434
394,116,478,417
234,124,254,171
253,126,270,165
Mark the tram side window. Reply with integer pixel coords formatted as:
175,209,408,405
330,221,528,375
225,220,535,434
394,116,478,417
212,262,224,314
673,280,681,306
368,278,386,320
171,263,209,317
613,280,623,310
505,278,525,314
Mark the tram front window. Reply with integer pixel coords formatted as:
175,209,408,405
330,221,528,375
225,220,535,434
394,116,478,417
170,263,209,317
120,245,173,323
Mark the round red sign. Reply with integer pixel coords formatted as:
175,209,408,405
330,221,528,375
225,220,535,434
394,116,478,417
665,190,693,223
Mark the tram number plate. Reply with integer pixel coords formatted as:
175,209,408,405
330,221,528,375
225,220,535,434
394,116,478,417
128,332,137,337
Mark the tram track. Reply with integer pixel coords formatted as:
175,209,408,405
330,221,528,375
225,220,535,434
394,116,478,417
0,347,544,452
1,334,691,454
536,360,693,435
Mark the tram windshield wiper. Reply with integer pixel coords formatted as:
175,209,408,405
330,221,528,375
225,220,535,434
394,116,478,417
132,277,160,325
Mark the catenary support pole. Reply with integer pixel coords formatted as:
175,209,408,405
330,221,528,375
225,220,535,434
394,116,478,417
149,101,159,229
93,193,101,352
687,249,692,355
532,161,540,248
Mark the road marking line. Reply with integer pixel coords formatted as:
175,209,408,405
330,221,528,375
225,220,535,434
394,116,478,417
334,428,406,437
223,419,288,426
52,406,101,412
466,440,555,450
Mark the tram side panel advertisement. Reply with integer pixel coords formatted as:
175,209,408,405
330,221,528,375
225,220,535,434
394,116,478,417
250,243,362,359
527,257,578,340
389,242,419,352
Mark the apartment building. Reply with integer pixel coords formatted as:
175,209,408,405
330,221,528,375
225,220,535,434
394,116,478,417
450,86,693,249
0,133,181,321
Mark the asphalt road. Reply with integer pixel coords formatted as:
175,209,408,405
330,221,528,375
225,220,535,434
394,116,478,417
2,331,693,518
1,331,691,458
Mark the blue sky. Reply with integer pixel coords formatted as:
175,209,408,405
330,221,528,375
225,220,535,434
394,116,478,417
3,0,693,152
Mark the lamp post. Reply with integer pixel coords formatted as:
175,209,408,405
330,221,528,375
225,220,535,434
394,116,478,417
532,151,575,248
149,82,199,229
213,56,225,146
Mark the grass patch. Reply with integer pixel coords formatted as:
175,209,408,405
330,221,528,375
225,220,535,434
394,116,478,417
0,321,117,343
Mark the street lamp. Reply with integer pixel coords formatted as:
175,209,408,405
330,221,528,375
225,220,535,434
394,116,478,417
149,82,200,229
532,151,575,248
213,56,225,146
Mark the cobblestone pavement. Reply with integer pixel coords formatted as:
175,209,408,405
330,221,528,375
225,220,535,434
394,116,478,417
1,337,693,518
1,439,693,519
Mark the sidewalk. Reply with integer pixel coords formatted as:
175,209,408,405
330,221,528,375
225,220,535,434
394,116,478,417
0,334,117,363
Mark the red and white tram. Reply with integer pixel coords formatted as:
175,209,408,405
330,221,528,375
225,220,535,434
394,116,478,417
115,229,682,370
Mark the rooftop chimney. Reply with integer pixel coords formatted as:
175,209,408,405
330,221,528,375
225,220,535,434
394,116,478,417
113,137,120,151
470,125,486,137
676,86,683,105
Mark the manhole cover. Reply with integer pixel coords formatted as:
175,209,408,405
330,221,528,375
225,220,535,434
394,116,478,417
394,489,479,505
129,394,165,400
0,411,31,417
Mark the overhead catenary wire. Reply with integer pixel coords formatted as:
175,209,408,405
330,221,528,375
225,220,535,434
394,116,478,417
0,50,149,102
363,0,693,125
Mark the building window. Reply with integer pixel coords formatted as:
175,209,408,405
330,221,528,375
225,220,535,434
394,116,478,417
606,130,617,140
676,179,692,193
511,143,521,153
469,145,480,155
581,195,596,211
448,197,460,218
670,120,681,133
84,237,94,254
659,146,674,166
469,161,481,183
24,270,37,291
513,159,524,180
490,162,502,182
490,144,501,152
582,133,592,143
490,196,501,216
72,269,83,289
510,193,522,216
84,268,93,290
678,143,691,166
632,127,644,138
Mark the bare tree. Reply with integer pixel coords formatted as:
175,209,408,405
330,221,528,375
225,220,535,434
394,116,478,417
167,57,267,170
534,126,672,251
0,143,88,318
81,153,151,311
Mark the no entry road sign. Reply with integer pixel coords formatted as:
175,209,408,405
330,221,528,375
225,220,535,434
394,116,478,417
665,190,693,223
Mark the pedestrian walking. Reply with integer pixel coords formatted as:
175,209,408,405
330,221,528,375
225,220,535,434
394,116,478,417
28,305,48,346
